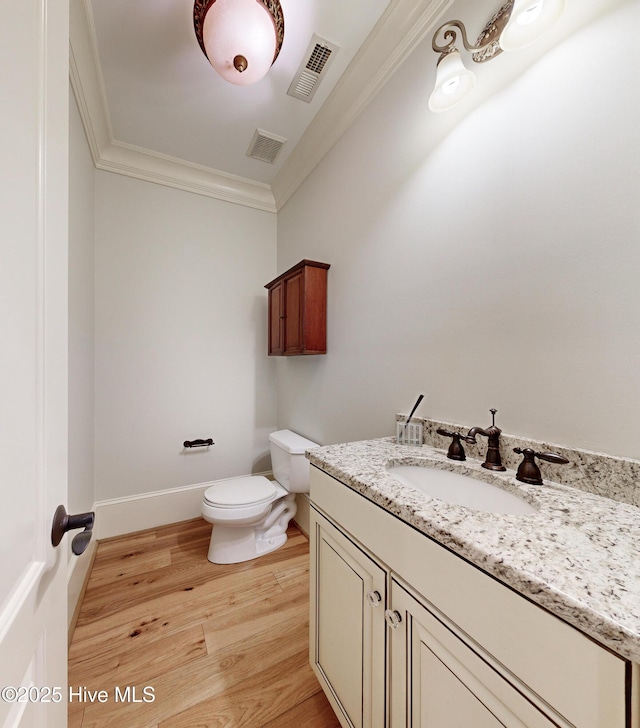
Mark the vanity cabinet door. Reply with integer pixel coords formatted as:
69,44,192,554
388,579,557,728
310,508,386,728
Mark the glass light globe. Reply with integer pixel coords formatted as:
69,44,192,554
428,50,476,113
500,0,565,52
202,0,277,86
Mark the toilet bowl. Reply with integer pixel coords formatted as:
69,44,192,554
201,429,318,564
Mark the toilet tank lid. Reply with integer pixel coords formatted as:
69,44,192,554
269,429,319,454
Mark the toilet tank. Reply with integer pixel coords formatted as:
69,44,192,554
269,429,319,493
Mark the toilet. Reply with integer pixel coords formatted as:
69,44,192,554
201,429,318,564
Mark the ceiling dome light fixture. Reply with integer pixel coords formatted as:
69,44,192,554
194,0,285,86
428,0,565,113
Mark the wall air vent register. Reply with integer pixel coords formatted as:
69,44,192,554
246,129,287,164
287,35,340,103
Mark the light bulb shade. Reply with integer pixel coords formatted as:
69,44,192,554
194,0,284,86
428,50,476,113
499,0,565,52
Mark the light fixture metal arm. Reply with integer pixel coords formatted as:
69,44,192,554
432,1,515,63
432,20,477,56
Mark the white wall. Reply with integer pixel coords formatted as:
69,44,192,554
94,172,278,500
68,87,95,516
276,1,640,459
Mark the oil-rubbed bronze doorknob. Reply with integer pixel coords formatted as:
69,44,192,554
51,505,95,555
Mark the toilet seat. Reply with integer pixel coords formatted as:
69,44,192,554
203,475,277,508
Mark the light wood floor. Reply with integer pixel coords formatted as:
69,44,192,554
68,519,340,728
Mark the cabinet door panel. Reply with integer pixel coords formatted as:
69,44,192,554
284,271,303,354
310,509,386,728
389,580,557,728
418,646,506,728
318,538,366,724
267,280,283,355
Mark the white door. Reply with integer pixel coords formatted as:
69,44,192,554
0,0,70,726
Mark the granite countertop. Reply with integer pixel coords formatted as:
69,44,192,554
306,437,640,663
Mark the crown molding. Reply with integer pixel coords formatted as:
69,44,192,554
69,0,112,165
69,0,277,212
69,0,450,214
98,141,277,212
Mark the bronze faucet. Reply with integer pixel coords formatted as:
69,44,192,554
466,408,506,471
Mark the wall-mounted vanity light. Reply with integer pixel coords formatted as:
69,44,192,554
428,0,565,112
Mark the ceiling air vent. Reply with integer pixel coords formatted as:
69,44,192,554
246,129,287,164
287,35,339,103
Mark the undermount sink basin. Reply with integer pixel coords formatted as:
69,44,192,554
386,464,537,515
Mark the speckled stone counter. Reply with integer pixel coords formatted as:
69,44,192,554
306,437,640,663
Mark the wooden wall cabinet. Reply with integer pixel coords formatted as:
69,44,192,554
265,260,329,356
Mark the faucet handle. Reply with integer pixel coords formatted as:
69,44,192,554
534,451,570,465
513,447,569,485
437,428,474,461
436,428,456,438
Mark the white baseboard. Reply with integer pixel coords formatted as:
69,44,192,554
67,539,96,634
68,471,289,634
93,472,272,541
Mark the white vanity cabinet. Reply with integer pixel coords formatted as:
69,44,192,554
310,510,386,728
310,466,635,728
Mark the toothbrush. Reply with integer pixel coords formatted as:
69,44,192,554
401,394,424,437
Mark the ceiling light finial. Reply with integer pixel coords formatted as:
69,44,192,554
194,0,285,86
234,55,248,73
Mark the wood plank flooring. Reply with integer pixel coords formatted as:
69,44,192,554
68,519,340,728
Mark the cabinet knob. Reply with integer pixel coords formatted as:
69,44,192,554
366,590,382,607
384,609,403,629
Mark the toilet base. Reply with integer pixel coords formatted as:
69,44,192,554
204,491,297,565
207,524,288,564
